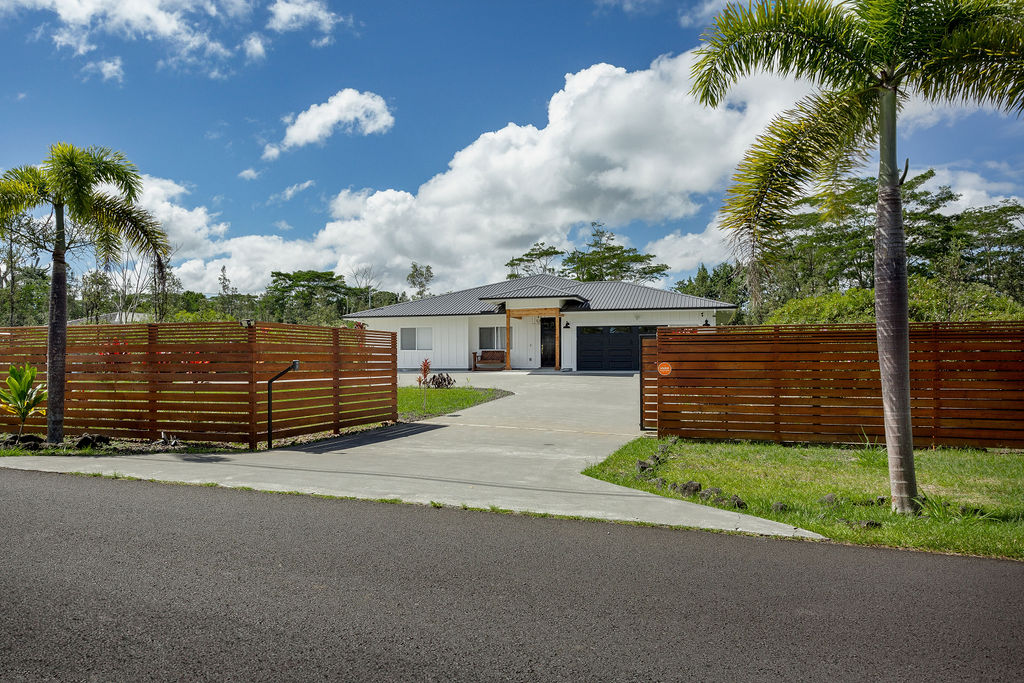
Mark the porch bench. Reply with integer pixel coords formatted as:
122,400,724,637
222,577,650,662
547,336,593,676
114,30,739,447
472,350,506,371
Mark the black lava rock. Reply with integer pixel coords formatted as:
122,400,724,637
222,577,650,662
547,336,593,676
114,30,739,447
730,495,747,510
771,502,789,512
699,487,722,501
680,481,702,496
76,435,95,449
819,493,839,506
652,478,666,489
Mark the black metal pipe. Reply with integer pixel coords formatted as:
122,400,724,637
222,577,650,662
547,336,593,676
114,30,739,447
268,360,299,449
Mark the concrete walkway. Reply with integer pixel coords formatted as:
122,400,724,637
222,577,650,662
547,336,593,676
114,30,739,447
0,371,822,539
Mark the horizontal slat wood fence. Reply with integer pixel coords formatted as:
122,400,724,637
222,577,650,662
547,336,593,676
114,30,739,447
649,322,1024,448
0,322,397,448
640,336,658,430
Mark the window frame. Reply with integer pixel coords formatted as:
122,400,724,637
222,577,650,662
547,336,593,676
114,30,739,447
399,327,433,351
478,325,509,351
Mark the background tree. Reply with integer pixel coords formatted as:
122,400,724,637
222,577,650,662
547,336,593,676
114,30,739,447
505,242,565,279
673,261,749,323
149,264,183,323
349,265,382,310
407,262,434,299
691,0,1024,513
0,143,169,443
259,270,348,324
767,277,1024,324
79,271,115,324
561,223,669,283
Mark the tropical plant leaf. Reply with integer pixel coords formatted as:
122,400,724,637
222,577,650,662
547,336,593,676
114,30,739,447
721,88,879,267
88,192,170,267
913,17,1024,114
87,145,143,203
690,0,874,106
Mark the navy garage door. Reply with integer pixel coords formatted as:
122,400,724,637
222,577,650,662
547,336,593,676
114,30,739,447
576,326,657,371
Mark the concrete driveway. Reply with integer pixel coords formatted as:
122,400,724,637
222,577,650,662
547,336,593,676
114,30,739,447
0,371,819,538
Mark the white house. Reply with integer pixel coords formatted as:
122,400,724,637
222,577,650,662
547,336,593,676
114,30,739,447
345,273,735,371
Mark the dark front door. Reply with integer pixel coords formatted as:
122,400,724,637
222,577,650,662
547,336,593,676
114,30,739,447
540,317,556,367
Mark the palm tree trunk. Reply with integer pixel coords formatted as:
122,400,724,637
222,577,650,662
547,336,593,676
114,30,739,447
875,87,918,514
46,203,68,444
8,234,15,326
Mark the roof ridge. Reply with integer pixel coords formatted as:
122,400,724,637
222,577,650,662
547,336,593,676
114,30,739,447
497,282,578,295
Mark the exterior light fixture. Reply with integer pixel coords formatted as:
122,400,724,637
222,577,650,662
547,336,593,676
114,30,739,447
563,320,570,329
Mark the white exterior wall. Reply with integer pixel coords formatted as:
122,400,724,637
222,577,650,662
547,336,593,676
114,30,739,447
467,314,540,369
559,309,711,371
355,308,719,371
359,316,470,370
504,298,572,311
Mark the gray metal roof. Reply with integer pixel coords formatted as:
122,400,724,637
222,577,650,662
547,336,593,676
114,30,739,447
346,273,735,318
479,284,585,301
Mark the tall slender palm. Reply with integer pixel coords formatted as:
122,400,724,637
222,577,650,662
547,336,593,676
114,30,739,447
0,143,170,443
691,0,1024,513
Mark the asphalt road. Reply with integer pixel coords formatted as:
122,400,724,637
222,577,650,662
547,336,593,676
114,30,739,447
2,470,1021,682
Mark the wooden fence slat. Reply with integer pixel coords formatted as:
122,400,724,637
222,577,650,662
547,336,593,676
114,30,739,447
0,321,397,446
648,321,1024,448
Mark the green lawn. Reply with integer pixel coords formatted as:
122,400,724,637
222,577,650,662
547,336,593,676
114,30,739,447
584,438,1024,559
398,386,509,421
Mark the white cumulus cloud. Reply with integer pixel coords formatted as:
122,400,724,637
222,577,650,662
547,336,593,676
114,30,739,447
237,167,261,181
266,0,351,45
645,216,733,275
4,0,245,76
310,52,813,291
3,1,352,77
269,179,316,203
919,166,1023,214
158,50,1010,296
241,32,266,62
262,88,394,160
81,56,124,83
137,175,230,260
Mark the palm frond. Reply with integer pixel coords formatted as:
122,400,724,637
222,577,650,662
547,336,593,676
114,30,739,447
892,0,1023,81
721,88,879,268
911,10,1024,114
851,0,915,64
87,146,143,202
0,166,48,221
87,192,170,268
43,142,96,216
690,0,875,106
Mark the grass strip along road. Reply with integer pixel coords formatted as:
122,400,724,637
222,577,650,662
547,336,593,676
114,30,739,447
585,438,1024,559
2,469,1022,681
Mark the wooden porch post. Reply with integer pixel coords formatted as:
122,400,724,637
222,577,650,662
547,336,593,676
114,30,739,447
505,309,511,370
555,312,561,371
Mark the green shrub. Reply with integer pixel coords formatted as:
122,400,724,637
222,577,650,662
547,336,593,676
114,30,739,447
0,364,47,441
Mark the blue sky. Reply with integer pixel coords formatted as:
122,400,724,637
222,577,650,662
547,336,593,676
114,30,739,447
1,0,1022,295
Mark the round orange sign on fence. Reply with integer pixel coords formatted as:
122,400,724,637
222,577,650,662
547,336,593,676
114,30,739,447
657,362,672,376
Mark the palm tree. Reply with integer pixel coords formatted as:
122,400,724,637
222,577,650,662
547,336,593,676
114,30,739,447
690,0,1024,513
0,143,170,443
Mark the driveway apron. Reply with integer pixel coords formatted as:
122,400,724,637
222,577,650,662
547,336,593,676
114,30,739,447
0,371,820,538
